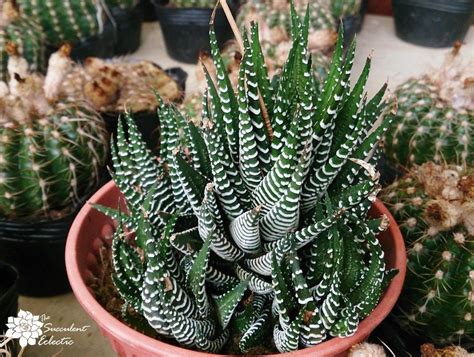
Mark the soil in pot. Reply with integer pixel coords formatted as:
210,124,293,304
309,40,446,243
392,0,474,48
110,5,144,55
153,3,236,63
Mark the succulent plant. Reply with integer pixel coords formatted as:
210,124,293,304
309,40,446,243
61,58,182,113
381,163,473,346
0,45,108,220
384,45,474,169
0,1,45,82
96,11,396,354
16,0,104,47
331,0,363,18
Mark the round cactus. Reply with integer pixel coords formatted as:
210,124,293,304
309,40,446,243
16,0,102,47
381,162,473,346
384,46,474,168
0,45,108,220
0,1,45,82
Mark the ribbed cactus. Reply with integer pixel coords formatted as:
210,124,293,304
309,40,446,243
381,163,473,346
0,45,108,220
0,1,45,82
61,58,182,113
96,10,396,353
331,0,363,18
16,0,103,47
384,46,474,168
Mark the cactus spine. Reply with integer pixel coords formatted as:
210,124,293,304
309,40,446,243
384,45,474,168
0,1,45,82
381,163,473,346
0,45,108,220
96,8,396,353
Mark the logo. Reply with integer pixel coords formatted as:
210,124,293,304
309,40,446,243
0,310,91,356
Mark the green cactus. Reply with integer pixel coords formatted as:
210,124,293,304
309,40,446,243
0,1,45,82
96,12,396,354
331,0,363,18
16,0,103,47
384,48,474,169
0,46,109,220
381,162,474,346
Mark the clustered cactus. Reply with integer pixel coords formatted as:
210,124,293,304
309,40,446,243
97,10,396,353
384,45,474,168
16,0,104,47
60,58,182,113
0,45,108,220
381,163,473,346
331,0,363,18
0,0,45,82
238,0,336,66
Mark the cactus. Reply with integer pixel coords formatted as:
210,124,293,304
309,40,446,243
16,0,103,47
381,163,473,346
384,45,474,168
61,58,182,113
0,45,108,220
331,0,363,18
95,9,396,353
0,1,45,82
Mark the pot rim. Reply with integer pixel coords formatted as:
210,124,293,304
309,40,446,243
66,180,407,356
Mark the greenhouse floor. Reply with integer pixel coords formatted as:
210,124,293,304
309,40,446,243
19,15,474,357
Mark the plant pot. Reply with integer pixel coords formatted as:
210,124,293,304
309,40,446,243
45,22,116,62
101,67,187,153
110,5,144,55
65,181,407,357
153,2,236,63
338,0,367,47
0,261,19,355
0,261,19,329
392,0,474,48
140,0,159,22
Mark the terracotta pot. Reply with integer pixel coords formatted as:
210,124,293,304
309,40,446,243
66,181,406,357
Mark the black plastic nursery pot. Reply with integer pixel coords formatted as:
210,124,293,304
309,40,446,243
110,5,144,55
140,0,159,22
46,22,116,62
392,0,474,48
0,261,19,328
340,0,368,47
153,2,236,63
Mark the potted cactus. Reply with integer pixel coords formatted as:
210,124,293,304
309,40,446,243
0,45,109,296
152,0,237,63
381,162,473,348
0,0,45,82
16,0,115,61
105,0,144,55
66,9,406,355
382,44,473,184
60,57,187,152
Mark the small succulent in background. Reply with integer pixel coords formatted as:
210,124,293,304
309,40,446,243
0,0,45,82
61,58,182,113
16,0,104,47
96,6,396,353
384,44,474,169
381,163,473,347
0,44,108,220
331,0,363,18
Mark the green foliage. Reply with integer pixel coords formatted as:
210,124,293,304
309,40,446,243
16,0,102,46
101,9,394,353
381,163,474,347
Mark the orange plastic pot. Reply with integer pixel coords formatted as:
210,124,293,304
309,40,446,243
66,181,406,357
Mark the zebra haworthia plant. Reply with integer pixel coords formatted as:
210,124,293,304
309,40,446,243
97,8,396,354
